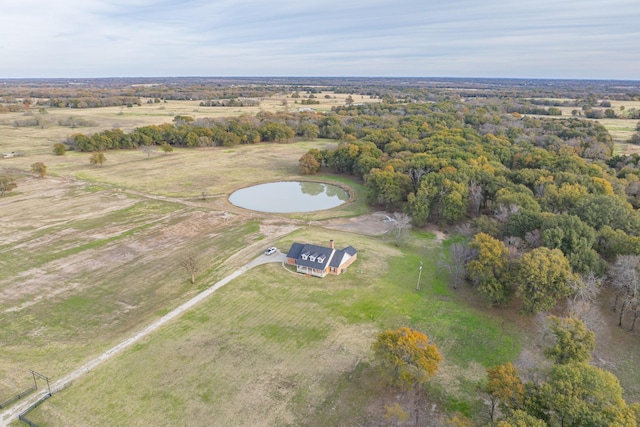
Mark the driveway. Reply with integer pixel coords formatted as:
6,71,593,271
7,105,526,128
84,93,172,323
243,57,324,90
0,248,288,426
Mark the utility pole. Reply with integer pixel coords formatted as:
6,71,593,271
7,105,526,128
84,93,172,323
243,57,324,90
416,261,423,291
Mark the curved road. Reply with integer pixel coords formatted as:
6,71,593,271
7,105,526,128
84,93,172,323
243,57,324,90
0,250,287,427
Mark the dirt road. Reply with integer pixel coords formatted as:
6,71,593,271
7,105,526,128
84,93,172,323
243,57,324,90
0,251,286,427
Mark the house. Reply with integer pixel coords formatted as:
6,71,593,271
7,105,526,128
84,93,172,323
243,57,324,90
285,240,357,278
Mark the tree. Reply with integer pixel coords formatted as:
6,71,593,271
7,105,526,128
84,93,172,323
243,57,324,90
365,166,412,211
438,242,472,289
258,122,295,142
53,143,66,155
605,108,617,118
483,362,525,422
541,214,603,274
298,152,320,174
543,316,595,365
297,123,320,140
497,410,546,427
372,326,442,390
179,253,199,284
30,162,46,178
467,233,512,306
140,144,156,158
89,151,106,167
385,212,411,245
405,188,431,227
515,247,575,314
609,255,640,330
0,175,17,196
542,363,632,427
160,142,173,154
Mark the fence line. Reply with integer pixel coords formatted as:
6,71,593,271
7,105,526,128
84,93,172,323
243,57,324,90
0,386,37,409
17,393,51,427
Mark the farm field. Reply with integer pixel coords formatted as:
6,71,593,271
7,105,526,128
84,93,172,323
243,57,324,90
2,91,640,425
0,92,377,157
534,98,640,154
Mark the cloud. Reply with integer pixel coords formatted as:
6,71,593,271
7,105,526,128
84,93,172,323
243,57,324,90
0,0,638,78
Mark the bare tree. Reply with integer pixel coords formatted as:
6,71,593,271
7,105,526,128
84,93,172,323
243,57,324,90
504,236,525,261
524,229,541,248
438,242,472,289
455,223,474,238
494,204,519,223
385,212,412,245
468,181,483,217
140,144,155,158
570,272,602,304
564,272,606,334
180,253,200,284
609,255,640,330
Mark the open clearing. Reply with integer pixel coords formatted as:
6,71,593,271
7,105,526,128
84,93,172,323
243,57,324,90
0,136,520,425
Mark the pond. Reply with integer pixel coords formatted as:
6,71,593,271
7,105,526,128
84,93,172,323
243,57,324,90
228,181,350,213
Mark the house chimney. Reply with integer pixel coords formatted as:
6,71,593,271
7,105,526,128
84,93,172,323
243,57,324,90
329,239,335,249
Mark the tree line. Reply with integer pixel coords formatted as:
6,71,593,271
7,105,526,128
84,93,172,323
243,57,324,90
298,101,640,325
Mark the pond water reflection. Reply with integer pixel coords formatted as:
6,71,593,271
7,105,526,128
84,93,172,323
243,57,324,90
228,181,349,213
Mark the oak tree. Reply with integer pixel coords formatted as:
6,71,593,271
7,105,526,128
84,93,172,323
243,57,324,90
515,247,575,314
543,316,595,365
542,363,632,427
609,255,640,330
484,362,525,422
53,143,66,155
298,152,320,174
89,151,106,167
0,175,17,196
372,326,442,390
30,162,46,178
467,233,512,306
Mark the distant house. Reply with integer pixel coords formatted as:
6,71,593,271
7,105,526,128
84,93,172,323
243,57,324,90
285,240,357,278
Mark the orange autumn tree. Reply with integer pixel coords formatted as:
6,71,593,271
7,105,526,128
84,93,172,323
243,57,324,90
372,326,442,390
483,362,525,422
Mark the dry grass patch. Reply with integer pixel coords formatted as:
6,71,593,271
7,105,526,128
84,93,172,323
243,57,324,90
25,232,386,426
0,176,270,401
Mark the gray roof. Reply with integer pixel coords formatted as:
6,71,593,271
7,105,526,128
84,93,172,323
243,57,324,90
286,242,357,270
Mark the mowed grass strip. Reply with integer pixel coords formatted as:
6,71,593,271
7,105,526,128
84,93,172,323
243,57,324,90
27,229,521,426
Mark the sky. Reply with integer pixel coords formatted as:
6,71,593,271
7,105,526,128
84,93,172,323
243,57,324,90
1,0,639,80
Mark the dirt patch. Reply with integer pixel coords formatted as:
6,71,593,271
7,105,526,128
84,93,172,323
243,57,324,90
320,211,448,243
319,211,395,236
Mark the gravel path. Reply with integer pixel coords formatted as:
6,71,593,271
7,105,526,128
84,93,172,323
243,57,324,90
0,250,286,427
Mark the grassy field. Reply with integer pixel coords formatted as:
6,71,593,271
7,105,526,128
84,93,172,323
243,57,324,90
537,98,640,154
0,92,377,156
2,98,639,425
21,228,521,426
0,177,521,426
0,127,522,425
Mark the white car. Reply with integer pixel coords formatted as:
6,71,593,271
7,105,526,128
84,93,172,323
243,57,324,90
265,247,277,256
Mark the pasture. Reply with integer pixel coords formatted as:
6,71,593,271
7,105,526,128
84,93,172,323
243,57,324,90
0,92,377,156
0,119,520,425
2,97,639,425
